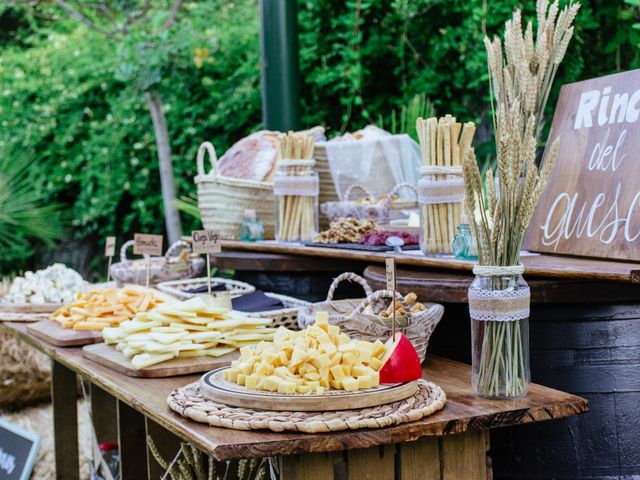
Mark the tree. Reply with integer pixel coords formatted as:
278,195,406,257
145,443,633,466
48,0,186,243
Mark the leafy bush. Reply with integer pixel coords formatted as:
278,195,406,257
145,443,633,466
0,0,638,275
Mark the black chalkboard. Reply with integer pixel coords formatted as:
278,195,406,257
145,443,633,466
0,419,40,480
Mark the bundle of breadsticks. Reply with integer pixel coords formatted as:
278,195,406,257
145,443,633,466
275,132,318,242
416,115,475,254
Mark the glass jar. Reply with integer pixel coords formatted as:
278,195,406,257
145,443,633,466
238,209,264,242
273,159,319,242
452,224,478,260
418,165,464,255
469,271,530,399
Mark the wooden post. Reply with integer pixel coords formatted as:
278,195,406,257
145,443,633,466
117,400,147,480
51,360,79,480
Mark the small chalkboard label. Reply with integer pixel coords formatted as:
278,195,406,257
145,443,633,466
0,419,40,480
105,236,116,257
133,233,163,256
191,230,221,254
385,258,396,291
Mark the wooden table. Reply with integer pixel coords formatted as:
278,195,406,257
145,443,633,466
4,322,587,480
222,240,640,282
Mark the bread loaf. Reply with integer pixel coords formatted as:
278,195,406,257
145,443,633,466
217,131,279,182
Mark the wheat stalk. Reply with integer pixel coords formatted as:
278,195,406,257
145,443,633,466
465,0,578,399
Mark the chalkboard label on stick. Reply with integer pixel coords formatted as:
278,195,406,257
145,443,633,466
105,236,116,257
133,233,163,256
524,69,640,261
0,419,40,480
191,230,221,254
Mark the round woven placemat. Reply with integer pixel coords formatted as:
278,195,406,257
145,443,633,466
167,379,446,433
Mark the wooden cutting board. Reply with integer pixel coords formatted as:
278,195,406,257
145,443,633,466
27,320,103,347
82,343,240,378
200,368,418,411
0,312,49,323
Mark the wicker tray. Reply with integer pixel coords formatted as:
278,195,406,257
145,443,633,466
156,277,255,299
110,240,204,286
168,378,446,433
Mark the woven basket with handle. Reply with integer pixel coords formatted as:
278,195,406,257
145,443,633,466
321,183,418,223
297,272,374,329
195,142,275,240
298,272,443,361
110,240,204,286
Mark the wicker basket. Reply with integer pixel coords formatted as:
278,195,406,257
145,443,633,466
321,183,418,223
156,277,256,299
195,142,275,240
298,273,443,361
245,292,310,330
110,240,204,287
297,272,374,328
341,290,443,361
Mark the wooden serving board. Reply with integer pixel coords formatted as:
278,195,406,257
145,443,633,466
0,302,61,314
0,312,49,323
82,343,240,378
200,368,418,411
26,320,103,347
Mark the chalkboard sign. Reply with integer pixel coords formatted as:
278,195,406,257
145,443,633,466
524,69,640,261
0,419,40,480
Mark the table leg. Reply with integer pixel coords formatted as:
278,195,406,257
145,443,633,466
51,360,79,480
90,384,118,444
117,399,147,480
279,431,492,480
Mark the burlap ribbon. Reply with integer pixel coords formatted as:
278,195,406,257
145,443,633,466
469,264,530,321
418,177,465,205
273,175,319,197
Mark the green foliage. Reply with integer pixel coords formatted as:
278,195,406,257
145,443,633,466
0,149,66,271
0,0,639,275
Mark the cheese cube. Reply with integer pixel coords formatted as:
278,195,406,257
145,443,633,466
341,377,358,392
237,374,246,386
352,365,375,377
311,354,331,369
369,357,383,371
255,362,274,376
329,380,342,389
315,386,325,395
304,372,320,381
277,381,297,394
224,368,241,382
263,375,281,392
337,333,350,345
342,352,358,365
245,375,258,389
357,375,373,389
357,349,372,363
338,343,357,353
372,340,386,358
296,385,312,394
327,325,340,338
315,311,329,325
330,364,346,380
342,365,352,377
262,351,277,365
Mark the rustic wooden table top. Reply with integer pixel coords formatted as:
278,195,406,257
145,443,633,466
222,240,640,283
4,322,588,461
